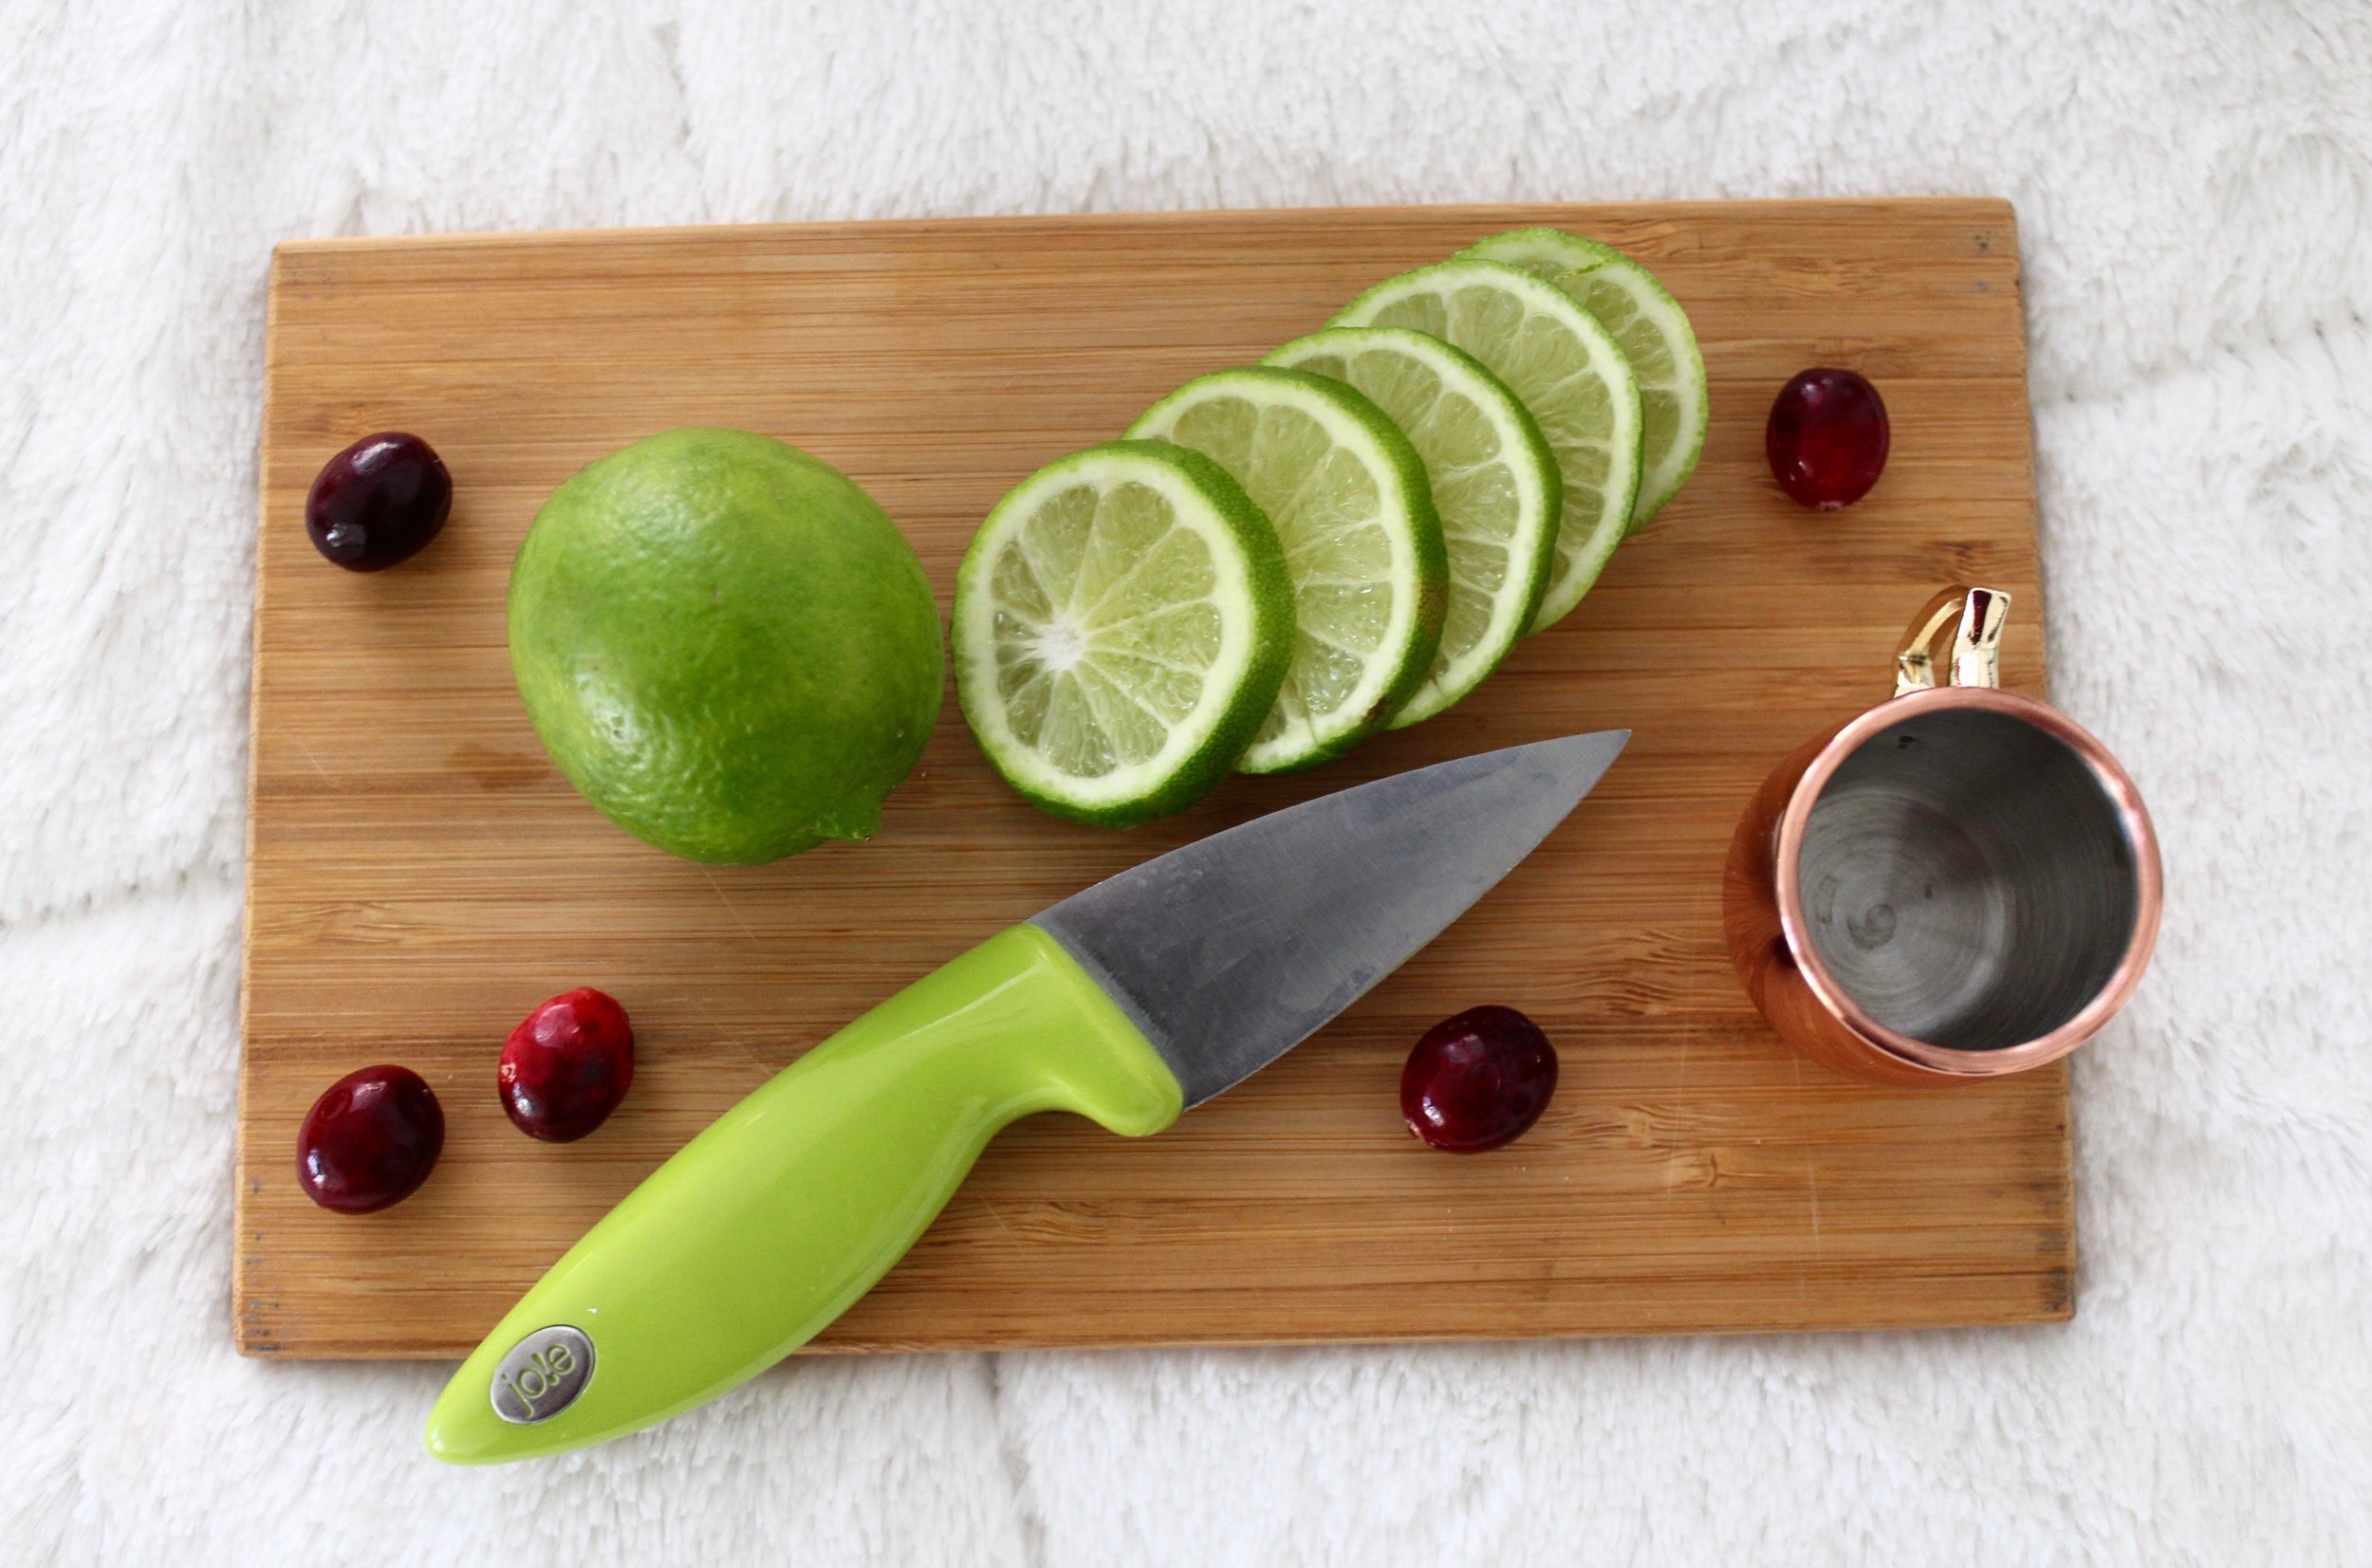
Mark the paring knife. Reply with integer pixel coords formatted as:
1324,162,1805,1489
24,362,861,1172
426,729,1628,1463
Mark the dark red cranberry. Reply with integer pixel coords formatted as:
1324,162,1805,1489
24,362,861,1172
499,988,635,1142
305,432,452,570
1400,1005,1558,1153
296,1064,445,1213
1766,368,1889,509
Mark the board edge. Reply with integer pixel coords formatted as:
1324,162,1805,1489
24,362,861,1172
263,194,2030,262
232,244,287,1357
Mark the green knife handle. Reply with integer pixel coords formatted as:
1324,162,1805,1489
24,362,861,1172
425,924,1181,1465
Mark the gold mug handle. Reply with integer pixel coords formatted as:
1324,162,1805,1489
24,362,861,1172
1894,584,2011,696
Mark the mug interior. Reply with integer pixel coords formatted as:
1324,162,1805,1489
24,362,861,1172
1795,705,2140,1052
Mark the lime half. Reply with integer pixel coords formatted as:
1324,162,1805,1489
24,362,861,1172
1263,326,1558,729
1127,366,1447,773
1463,229,1705,532
954,441,1293,825
1334,259,1640,635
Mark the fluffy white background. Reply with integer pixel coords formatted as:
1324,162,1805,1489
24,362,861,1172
3,1,2368,1562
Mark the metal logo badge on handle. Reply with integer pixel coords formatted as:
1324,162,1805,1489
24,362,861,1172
490,1326,595,1424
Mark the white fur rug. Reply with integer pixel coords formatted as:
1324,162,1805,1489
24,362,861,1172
4,2,2368,1562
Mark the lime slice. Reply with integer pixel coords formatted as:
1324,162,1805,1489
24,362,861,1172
1333,259,1640,635
1126,367,1447,773
1462,228,1705,533
953,440,1293,825
1262,326,1559,729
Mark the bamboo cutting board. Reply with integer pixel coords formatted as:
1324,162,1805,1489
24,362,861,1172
237,199,2065,1359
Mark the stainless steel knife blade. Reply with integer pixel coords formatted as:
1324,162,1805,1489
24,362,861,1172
1031,729,1629,1107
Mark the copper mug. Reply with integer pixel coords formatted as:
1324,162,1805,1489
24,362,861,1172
1723,586,2161,1084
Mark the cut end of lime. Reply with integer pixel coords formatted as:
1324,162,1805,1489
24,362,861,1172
1263,326,1559,729
1462,229,1705,535
508,428,944,866
953,441,1291,826
1333,258,1641,636
1126,366,1445,773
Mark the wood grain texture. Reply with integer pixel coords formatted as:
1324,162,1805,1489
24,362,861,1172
237,199,2066,1359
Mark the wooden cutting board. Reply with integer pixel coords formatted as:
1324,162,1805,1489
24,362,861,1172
237,198,2065,1359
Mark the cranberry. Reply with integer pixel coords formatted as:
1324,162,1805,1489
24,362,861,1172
1399,1005,1558,1153
1765,368,1889,509
305,432,452,570
499,988,635,1142
296,1064,445,1213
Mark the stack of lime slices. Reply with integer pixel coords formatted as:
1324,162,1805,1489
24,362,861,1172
1126,367,1446,773
1461,229,1707,536
954,227,1707,825
1260,327,1558,729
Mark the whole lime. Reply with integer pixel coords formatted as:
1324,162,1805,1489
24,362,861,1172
509,429,944,865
